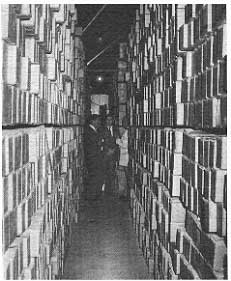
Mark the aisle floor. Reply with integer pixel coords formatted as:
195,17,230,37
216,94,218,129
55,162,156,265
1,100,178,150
63,193,151,279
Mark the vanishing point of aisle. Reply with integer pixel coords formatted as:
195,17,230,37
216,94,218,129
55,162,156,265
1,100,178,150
63,194,151,279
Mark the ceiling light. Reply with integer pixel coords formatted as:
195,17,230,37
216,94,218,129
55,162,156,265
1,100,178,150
96,75,103,82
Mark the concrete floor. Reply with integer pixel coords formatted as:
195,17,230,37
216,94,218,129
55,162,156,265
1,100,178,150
63,193,151,279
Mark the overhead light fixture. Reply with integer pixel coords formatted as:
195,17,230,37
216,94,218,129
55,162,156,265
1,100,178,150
96,75,103,82
98,36,103,43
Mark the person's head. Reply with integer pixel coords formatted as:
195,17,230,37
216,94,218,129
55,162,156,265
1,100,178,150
89,114,101,129
106,114,114,127
122,116,128,129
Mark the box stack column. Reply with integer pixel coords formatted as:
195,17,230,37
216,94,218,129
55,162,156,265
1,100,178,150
2,4,86,279
127,4,227,279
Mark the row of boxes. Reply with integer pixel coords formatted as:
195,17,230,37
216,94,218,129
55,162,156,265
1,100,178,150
2,126,82,177
116,43,129,126
127,3,226,280
182,130,226,169
130,127,226,167
2,84,82,126
2,8,80,81
135,21,226,77
129,61,226,128
128,128,226,277
1,66,81,104
2,126,83,252
2,4,85,280
2,4,85,128
180,176,227,237
3,162,82,279
2,5,77,50
174,226,226,278
180,130,227,238
128,4,226,130
140,58,226,106
130,160,227,278
136,5,226,57
130,127,227,222
127,95,227,128
131,163,181,279
182,157,227,201
179,21,226,62
3,125,84,279
130,172,181,278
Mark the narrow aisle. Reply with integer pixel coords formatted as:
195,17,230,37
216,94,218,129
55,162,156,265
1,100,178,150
63,194,151,280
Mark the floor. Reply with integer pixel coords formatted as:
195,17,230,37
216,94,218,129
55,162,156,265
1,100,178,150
63,193,151,279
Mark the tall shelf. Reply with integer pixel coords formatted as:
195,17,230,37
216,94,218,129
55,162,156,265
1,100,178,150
126,4,227,279
2,4,86,279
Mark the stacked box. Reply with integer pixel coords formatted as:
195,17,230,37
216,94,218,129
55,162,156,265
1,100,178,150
3,126,84,279
127,4,226,279
114,43,129,127
2,4,85,127
181,130,227,235
2,4,85,279
127,4,226,129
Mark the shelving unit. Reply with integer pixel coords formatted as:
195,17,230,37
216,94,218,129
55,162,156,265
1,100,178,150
2,4,85,279
127,4,227,279
116,43,129,126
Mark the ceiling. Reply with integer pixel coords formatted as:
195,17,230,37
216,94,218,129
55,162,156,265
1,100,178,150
76,4,138,95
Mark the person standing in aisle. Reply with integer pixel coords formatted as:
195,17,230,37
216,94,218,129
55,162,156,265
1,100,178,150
84,114,104,201
116,117,129,199
100,114,119,195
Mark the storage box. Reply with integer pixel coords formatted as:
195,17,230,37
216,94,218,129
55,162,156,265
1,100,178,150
20,57,31,90
2,41,19,85
200,197,218,233
179,254,200,279
211,169,226,203
216,136,226,169
30,64,40,94
1,5,17,43
200,232,226,272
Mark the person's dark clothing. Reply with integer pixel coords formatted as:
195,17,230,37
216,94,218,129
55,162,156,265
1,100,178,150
84,125,104,200
99,126,119,194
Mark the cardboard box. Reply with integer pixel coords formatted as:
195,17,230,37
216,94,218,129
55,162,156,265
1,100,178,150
216,136,226,169
211,169,226,203
180,177,188,207
20,57,31,90
217,203,226,237
200,232,226,272
179,254,200,279
30,64,40,94
201,197,218,233
1,5,17,43
169,197,186,224
185,210,201,248
2,84,15,125
2,42,19,85
182,233,192,263
176,227,185,253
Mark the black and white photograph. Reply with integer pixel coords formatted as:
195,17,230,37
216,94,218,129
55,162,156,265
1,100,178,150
1,3,228,280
